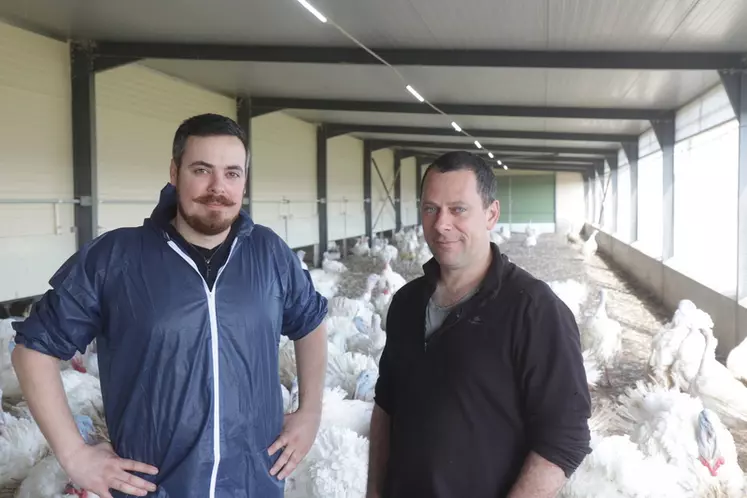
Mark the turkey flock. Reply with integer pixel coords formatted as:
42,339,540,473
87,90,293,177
1,224,747,497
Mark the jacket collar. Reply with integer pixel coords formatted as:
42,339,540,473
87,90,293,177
145,183,255,239
422,242,507,296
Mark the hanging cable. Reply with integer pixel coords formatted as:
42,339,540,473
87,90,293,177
293,0,509,169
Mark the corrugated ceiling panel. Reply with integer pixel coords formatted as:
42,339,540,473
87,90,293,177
549,0,698,50
354,133,620,150
144,59,720,113
405,0,548,49
144,60,552,105
664,0,747,50
547,69,719,109
11,0,747,51
284,109,650,135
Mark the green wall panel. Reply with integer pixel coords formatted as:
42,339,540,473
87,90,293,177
495,173,555,224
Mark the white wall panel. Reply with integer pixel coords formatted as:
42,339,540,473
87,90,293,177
670,119,738,296
554,172,585,233
634,151,663,258
96,64,237,234
639,127,661,157
676,84,735,142
371,149,396,233
252,112,317,247
327,136,365,241
616,163,631,242
0,22,76,301
400,157,418,227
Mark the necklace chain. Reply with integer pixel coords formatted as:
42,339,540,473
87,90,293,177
190,239,226,266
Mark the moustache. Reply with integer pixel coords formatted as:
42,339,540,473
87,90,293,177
194,195,235,206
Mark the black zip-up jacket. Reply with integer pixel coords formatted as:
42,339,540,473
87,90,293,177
374,243,592,498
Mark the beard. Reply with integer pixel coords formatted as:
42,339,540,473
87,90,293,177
176,190,239,236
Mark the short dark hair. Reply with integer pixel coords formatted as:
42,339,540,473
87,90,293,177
421,151,497,208
172,113,248,167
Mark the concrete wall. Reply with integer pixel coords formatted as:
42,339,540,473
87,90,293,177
96,64,237,234
0,21,76,302
586,223,746,356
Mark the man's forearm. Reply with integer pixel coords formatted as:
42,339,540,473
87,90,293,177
294,323,327,413
366,404,391,497
507,451,567,498
11,345,86,465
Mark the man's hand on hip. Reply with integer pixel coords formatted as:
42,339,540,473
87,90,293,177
268,407,322,480
60,442,159,498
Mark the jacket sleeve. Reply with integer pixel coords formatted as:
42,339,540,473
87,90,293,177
373,294,398,415
12,246,103,361
373,342,395,415
516,284,592,478
279,242,328,341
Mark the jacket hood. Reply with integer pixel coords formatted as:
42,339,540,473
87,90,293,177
147,183,255,238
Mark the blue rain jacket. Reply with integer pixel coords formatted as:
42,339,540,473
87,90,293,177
13,183,328,498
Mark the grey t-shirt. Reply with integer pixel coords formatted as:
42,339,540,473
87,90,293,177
425,287,479,339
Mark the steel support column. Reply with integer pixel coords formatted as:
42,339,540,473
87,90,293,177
721,70,747,301
606,153,619,233
590,165,599,224
317,126,328,255
236,96,253,216
70,41,98,248
364,141,373,241
622,142,639,242
582,172,590,222
394,152,402,230
653,118,676,260
595,161,606,225
416,158,425,225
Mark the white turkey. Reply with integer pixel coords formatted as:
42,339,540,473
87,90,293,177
580,289,622,386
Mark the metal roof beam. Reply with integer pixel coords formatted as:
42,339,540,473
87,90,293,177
496,163,592,173
375,141,614,156
261,99,665,121
93,42,747,70
330,124,636,143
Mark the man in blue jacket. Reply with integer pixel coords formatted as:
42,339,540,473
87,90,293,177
11,113,329,498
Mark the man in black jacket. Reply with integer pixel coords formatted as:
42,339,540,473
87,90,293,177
366,151,591,498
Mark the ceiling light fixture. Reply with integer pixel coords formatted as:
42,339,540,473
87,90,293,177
295,0,328,22
488,152,494,159
451,122,462,132
406,85,425,103
474,140,482,149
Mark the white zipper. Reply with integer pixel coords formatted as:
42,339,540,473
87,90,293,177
167,239,237,498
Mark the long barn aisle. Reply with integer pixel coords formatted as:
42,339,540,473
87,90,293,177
499,231,747,470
